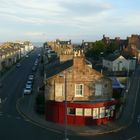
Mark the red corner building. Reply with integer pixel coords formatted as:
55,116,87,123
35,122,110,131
44,49,118,125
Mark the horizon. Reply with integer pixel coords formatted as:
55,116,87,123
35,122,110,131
0,33,139,45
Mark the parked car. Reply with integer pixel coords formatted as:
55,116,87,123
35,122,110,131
25,55,29,58
32,66,36,72
23,87,32,95
25,83,32,88
28,74,34,81
26,80,33,85
16,63,21,68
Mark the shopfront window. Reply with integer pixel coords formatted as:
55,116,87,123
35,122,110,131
76,108,83,116
67,108,75,115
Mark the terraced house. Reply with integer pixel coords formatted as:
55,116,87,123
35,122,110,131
47,39,73,62
0,41,34,73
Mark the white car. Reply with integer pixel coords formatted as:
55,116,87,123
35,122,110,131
25,84,32,88
28,74,34,81
26,80,32,85
23,87,32,95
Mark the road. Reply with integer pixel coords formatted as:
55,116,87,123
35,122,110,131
0,48,140,140
0,48,63,140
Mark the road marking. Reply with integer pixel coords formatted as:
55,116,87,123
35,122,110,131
24,119,30,122
127,136,136,140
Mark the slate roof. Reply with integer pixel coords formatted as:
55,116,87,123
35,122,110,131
104,52,135,61
45,60,73,79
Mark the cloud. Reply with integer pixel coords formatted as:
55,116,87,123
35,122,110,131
60,1,112,16
0,0,139,42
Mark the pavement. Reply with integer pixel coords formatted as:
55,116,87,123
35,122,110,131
16,61,139,136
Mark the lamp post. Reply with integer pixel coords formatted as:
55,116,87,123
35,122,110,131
59,73,68,140
126,60,130,92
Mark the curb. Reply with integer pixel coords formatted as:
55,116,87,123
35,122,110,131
16,97,64,134
16,97,129,136
15,62,140,137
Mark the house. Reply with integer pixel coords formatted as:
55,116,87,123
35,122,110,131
0,41,34,72
103,53,136,73
126,34,140,62
44,49,117,125
47,39,73,62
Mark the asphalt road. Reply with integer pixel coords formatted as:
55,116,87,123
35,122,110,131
0,48,64,140
0,48,140,140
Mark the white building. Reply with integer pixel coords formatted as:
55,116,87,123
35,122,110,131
103,54,136,72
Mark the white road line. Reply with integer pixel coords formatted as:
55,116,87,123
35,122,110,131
127,136,136,140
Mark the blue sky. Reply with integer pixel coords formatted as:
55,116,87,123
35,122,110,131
0,0,140,43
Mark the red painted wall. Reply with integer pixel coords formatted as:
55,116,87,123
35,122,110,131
45,100,118,126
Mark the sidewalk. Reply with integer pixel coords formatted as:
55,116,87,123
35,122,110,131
16,63,140,136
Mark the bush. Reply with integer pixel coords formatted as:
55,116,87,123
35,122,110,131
35,93,45,114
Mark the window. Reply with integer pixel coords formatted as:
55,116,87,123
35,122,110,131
104,84,108,88
67,108,75,115
76,108,83,116
95,83,102,96
55,83,63,97
75,84,84,97
84,108,92,116
93,108,99,119
99,107,105,118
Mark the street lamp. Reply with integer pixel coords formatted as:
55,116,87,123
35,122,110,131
59,73,69,140
126,60,130,92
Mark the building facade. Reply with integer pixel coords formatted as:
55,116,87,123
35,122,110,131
45,50,117,125
0,41,34,72
47,39,73,62
103,54,136,72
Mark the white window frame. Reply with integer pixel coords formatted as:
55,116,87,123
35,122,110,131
75,84,84,97
95,83,102,96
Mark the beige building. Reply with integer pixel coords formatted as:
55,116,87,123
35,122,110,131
45,50,113,102
0,41,34,72
47,39,73,62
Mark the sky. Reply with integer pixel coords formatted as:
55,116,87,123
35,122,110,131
0,0,140,43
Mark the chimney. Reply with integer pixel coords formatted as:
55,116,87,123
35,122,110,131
73,49,85,68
